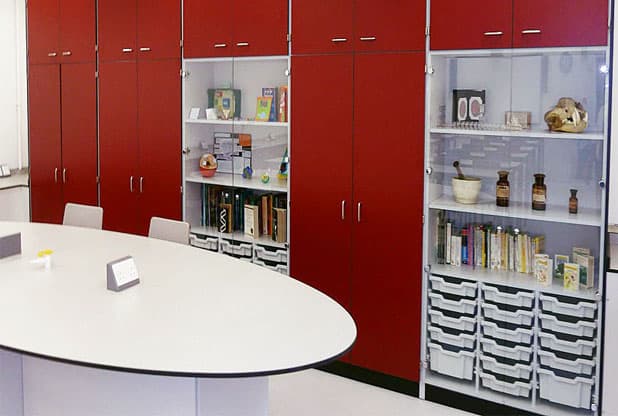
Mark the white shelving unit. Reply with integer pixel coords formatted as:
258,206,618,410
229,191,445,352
420,42,609,416
182,56,290,275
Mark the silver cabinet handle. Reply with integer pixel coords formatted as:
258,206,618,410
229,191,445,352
62,168,67,183
359,36,376,41
54,168,58,183
357,202,362,223
522,29,541,34
122,48,133,53
214,43,227,48
331,38,347,43
130,176,134,192
236,42,249,47
139,176,144,193
341,200,346,220
47,52,57,57
139,47,151,52
483,31,503,36
61,51,72,56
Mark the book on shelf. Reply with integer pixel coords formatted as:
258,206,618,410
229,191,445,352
278,86,288,122
262,87,278,122
446,222,452,264
255,96,273,122
207,88,241,120
244,204,259,238
450,236,461,267
534,254,552,286
563,262,580,291
574,254,595,289
273,208,287,243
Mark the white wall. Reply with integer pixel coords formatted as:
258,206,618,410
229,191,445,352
0,0,27,170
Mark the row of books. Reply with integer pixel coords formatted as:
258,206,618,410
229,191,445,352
258,87,288,122
201,184,287,242
436,214,545,274
436,213,595,291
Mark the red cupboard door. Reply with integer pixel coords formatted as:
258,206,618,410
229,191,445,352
136,59,182,236
29,64,63,223
291,0,353,54
60,63,98,207
137,0,181,60
513,0,608,47
98,0,137,62
183,0,233,58
233,0,288,56
350,53,425,381
27,0,59,64
99,62,140,234
290,55,354,312
355,0,425,52
430,0,512,50
59,0,95,62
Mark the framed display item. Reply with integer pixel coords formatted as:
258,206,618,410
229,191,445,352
452,89,485,122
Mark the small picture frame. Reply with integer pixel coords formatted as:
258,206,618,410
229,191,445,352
189,107,201,120
505,111,531,129
452,89,485,122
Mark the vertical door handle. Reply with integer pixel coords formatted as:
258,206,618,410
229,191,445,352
47,52,57,57
357,202,362,223
54,168,58,183
62,168,67,183
139,47,151,52
130,176,134,192
139,176,144,193
341,200,346,220
61,51,72,56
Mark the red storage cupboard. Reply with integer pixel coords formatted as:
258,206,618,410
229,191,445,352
290,54,354,311
350,52,424,380
290,0,354,54
29,63,97,224
99,60,181,235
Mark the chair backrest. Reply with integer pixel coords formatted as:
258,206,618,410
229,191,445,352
62,203,103,230
148,217,190,245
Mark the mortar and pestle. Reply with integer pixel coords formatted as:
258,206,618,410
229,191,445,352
451,161,481,204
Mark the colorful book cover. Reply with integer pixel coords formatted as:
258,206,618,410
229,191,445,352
278,86,288,122
563,263,580,291
554,254,570,279
262,87,278,122
255,96,273,122
574,254,595,289
534,254,552,286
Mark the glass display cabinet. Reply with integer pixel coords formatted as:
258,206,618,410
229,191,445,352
182,56,290,274
420,45,610,416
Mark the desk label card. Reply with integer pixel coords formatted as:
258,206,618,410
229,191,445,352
107,256,140,292
0,233,21,259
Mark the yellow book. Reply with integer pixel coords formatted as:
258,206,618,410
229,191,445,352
563,263,580,291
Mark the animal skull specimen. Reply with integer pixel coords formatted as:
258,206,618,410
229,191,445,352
544,97,588,133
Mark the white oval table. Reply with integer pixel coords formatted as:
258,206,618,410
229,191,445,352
0,222,356,416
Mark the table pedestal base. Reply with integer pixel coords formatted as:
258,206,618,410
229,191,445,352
1,351,268,416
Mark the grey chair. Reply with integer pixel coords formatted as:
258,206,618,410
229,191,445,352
148,217,190,245
62,203,103,230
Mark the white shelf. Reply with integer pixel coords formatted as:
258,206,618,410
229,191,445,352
190,225,287,249
429,46,607,58
430,127,604,141
430,263,598,301
429,196,602,227
185,172,288,193
425,372,594,416
185,119,288,127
